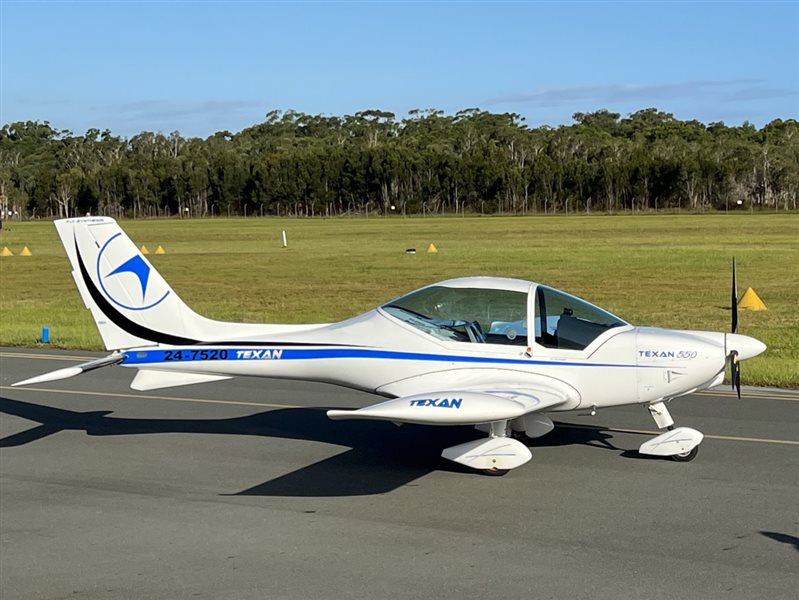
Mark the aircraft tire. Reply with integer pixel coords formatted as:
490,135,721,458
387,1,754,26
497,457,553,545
510,430,530,442
670,445,699,462
482,468,510,476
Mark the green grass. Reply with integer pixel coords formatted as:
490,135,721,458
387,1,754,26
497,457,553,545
1,213,797,387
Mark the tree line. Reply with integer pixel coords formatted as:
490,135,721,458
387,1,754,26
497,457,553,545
1,108,797,219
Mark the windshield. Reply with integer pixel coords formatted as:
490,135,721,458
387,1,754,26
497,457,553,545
382,286,528,345
534,286,627,350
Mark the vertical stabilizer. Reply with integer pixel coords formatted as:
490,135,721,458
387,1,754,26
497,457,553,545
55,217,325,350
55,217,203,350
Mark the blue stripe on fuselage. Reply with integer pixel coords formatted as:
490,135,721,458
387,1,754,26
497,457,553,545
120,346,647,368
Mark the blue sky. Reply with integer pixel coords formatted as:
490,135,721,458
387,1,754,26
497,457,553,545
1,1,797,138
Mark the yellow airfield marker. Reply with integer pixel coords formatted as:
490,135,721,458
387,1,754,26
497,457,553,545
20,246,32,256
140,245,150,254
1,246,13,256
738,287,766,311
155,245,166,254
427,243,438,253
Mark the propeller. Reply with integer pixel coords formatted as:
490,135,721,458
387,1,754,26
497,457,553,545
729,257,741,399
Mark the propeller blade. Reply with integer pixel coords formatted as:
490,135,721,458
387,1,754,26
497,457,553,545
731,257,738,334
728,350,741,399
734,363,742,399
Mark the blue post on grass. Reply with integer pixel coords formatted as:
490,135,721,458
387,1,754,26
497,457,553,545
41,325,50,343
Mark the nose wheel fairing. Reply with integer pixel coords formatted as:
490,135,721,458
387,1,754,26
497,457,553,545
639,426,704,459
639,401,703,461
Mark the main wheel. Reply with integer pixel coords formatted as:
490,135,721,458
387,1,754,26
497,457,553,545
510,429,530,442
482,468,510,476
671,445,699,462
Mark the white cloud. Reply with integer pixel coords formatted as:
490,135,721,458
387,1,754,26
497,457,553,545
485,80,796,108
113,100,264,123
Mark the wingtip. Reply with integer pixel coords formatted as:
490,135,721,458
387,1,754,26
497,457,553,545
10,376,40,387
326,409,352,421
10,366,83,387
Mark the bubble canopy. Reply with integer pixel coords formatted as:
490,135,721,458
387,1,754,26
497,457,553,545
380,277,628,350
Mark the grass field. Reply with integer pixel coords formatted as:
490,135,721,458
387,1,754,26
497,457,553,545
1,213,797,387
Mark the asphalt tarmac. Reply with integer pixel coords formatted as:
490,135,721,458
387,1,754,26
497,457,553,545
1,348,797,600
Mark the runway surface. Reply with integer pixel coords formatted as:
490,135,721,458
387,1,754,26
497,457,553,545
1,348,797,600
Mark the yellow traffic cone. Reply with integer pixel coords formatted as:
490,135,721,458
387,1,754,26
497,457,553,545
427,243,438,253
155,245,166,254
140,245,150,254
1,246,13,256
738,287,766,311
20,246,32,256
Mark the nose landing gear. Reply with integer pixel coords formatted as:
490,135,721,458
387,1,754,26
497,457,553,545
638,401,703,461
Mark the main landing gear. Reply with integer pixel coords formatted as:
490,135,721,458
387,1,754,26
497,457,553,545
441,420,531,475
441,414,556,476
638,401,703,461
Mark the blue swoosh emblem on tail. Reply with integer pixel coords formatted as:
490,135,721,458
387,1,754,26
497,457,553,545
107,255,151,301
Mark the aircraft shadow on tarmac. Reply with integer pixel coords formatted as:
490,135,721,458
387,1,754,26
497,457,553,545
760,531,799,553
1,396,631,497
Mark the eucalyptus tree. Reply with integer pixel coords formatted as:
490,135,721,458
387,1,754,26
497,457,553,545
0,111,796,217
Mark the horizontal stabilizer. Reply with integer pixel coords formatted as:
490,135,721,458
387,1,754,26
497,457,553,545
639,427,703,457
327,391,528,425
130,369,232,391
12,353,124,387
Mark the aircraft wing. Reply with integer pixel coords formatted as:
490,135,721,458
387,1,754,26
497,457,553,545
326,386,568,426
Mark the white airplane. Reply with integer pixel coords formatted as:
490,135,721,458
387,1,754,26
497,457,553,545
14,217,766,474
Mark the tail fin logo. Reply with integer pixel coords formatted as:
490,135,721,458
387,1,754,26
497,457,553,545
97,233,170,311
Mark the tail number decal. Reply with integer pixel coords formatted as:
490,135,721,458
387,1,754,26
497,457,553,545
163,349,282,361
164,349,230,362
